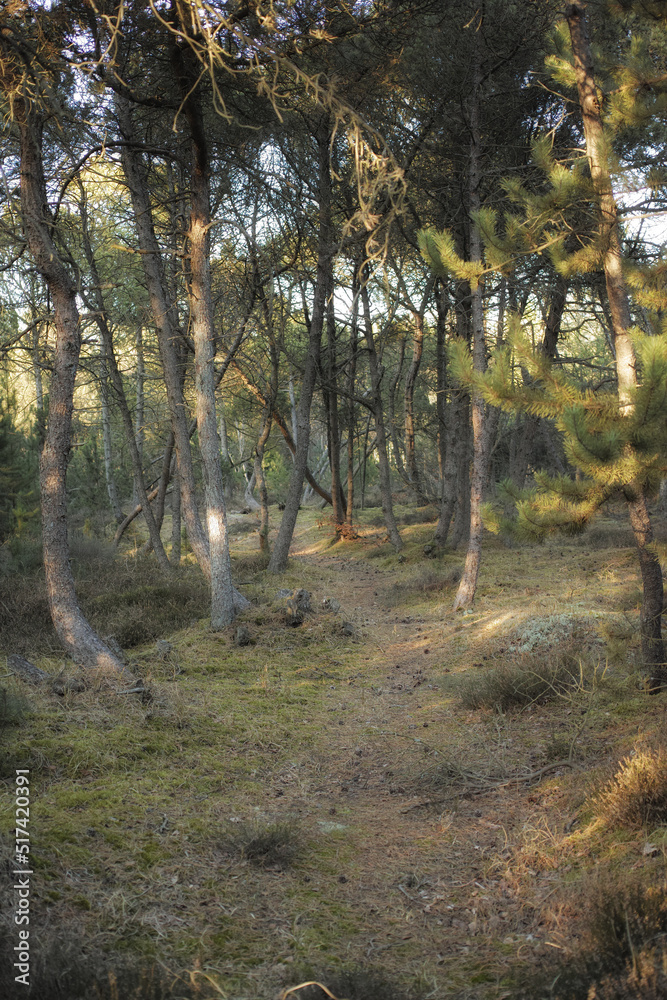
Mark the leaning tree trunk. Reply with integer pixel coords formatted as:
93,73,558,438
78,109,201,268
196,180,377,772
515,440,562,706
269,119,333,573
567,2,665,689
14,98,130,678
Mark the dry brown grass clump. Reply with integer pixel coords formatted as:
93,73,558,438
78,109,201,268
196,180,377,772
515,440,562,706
451,653,590,712
537,880,667,1000
222,817,301,868
595,748,667,828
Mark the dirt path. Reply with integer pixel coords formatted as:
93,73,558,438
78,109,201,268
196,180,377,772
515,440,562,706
260,527,578,996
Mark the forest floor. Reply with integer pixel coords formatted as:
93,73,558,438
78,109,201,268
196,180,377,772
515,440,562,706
1,504,666,1000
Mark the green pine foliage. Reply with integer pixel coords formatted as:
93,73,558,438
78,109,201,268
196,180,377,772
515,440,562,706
466,325,667,542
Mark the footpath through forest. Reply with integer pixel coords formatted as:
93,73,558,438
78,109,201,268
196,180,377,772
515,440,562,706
1,506,666,1000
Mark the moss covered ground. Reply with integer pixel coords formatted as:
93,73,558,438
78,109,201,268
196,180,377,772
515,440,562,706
1,504,666,999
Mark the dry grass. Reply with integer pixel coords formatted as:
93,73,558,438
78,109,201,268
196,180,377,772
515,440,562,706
595,748,667,829
1,504,667,1000
524,879,667,1000
0,932,223,999
447,647,607,713
221,817,302,868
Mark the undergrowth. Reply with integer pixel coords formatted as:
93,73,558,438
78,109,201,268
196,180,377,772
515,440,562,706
0,538,209,656
0,933,222,1000
448,651,602,712
595,748,667,829
221,817,301,868
524,879,667,1000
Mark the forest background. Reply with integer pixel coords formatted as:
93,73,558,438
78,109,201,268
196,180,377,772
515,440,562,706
2,1,667,997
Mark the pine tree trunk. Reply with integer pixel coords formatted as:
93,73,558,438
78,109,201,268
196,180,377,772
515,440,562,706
133,325,145,506
454,48,488,610
269,120,332,572
171,471,182,565
567,2,665,687
451,405,471,549
175,35,236,628
388,334,408,486
326,293,345,527
404,310,426,500
347,272,360,526
99,345,124,524
360,278,403,551
15,99,130,679
436,280,471,547
435,282,449,492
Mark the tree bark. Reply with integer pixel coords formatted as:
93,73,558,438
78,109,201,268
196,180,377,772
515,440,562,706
99,343,124,524
435,281,449,491
174,27,236,627
388,331,407,486
14,98,130,679
347,270,360,525
404,306,427,500
268,120,332,572
133,325,145,506
360,277,403,551
326,291,345,527
567,2,665,688
454,48,488,610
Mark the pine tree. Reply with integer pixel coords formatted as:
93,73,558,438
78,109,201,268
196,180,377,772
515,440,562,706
423,2,667,690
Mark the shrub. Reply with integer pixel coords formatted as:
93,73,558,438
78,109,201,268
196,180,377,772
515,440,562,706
0,933,221,999
595,748,667,829
451,654,587,712
222,818,300,868
525,880,667,1000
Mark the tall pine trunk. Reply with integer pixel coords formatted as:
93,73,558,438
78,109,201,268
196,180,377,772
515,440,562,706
454,47,488,610
174,29,236,627
269,119,332,572
567,2,665,689
360,277,403,551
